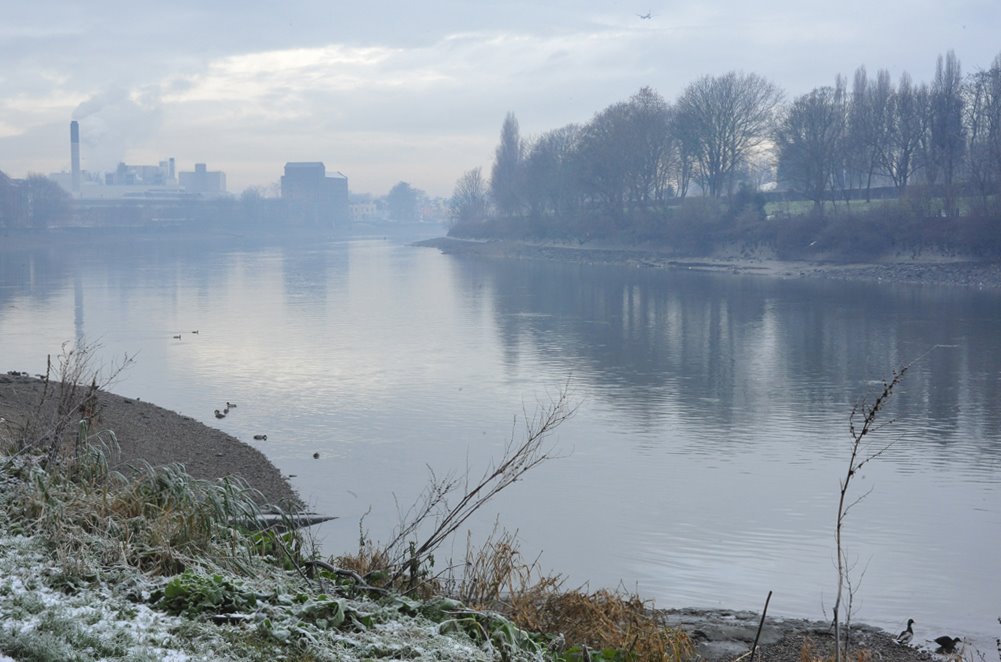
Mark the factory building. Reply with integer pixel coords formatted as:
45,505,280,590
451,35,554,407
178,163,226,196
280,162,348,226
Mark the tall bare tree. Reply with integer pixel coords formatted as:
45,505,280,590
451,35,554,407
846,67,895,200
775,85,846,210
964,53,1001,211
490,112,525,217
675,71,782,198
878,73,926,191
523,124,582,221
928,51,965,216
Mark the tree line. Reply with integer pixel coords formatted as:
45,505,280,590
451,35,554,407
0,171,71,229
449,50,1001,248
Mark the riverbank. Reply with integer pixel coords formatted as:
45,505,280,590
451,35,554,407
0,373,301,510
417,236,1001,290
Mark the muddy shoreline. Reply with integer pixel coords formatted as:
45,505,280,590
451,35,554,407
0,373,302,511
417,236,1001,290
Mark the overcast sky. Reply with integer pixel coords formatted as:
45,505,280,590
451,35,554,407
1,1,998,197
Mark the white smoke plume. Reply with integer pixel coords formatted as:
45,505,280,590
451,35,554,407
72,87,163,173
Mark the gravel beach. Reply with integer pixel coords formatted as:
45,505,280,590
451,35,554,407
0,373,302,511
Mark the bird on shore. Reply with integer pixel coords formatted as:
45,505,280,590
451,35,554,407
896,619,915,645
931,636,962,654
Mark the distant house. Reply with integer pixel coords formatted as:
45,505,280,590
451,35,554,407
280,162,349,226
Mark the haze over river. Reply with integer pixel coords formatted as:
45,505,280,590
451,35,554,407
2,227,999,650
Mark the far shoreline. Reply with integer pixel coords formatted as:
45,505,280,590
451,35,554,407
416,235,1001,290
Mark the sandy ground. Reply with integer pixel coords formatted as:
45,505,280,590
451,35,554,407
0,373,302,511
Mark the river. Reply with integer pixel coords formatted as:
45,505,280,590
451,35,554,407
1,226,998,651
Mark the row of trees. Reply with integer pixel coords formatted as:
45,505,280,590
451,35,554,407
450,51,1001,232
0,171,71,229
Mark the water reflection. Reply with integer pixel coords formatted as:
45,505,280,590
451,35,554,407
448,256,1001,468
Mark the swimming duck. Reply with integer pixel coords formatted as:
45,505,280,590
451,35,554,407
226,401,237,408
896,619,914,645
932,636,962,654
214,409,226,419
253,434,267,440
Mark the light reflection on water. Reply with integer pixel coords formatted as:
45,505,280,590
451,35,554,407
1,231,999,650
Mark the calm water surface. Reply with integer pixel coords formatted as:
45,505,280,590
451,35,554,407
1,229,999,649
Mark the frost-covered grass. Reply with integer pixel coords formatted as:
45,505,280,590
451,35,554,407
0,531,199,661
0,453,517,661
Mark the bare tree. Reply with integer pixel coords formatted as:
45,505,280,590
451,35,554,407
490,112,525,217
23,174,71,228
775,85,846,210
928,51,966,216
522,124,582,221
622,87,675,208
964,53,1001,212
879,72,927,191
675,71,783,198
846,67,895,201
449,168,490,227
574,99,634,218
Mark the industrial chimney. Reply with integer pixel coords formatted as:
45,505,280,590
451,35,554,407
70,120,81,194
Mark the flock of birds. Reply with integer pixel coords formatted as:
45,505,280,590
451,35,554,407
895,619,964,655
165,326,320,456
210,401,320,459
213,401,237,419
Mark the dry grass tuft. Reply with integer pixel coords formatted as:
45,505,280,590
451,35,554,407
516,588,692,660
451,526,691,660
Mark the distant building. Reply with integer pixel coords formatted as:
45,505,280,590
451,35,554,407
107,162,170,187
178,163,226,196
281,162,348,226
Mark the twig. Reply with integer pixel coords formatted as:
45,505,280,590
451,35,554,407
748,590,772,662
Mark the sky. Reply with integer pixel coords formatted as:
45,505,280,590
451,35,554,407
1,1,999,198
